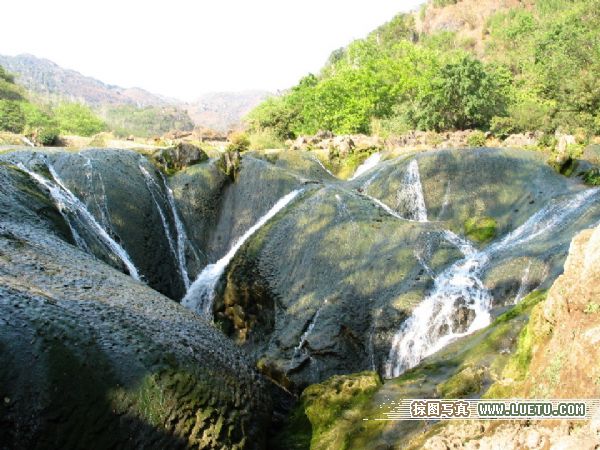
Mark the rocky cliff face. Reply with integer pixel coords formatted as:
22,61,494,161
0,161,272,449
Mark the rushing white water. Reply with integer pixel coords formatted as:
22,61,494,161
396,159,428,222
139,164,194,289
513,262,532,304
18,162,141,280
385,187,600,378
140,164,180,261
350,153,381,180
21,136,35,147
163,178,193,289
294,300,328,354
313,157,335,177
364,194,405,220
182,189,302,317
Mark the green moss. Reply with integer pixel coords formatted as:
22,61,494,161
464,216,497,243
582,168,600,186
437,365,484,398
271,372,382,450
485,291,549,398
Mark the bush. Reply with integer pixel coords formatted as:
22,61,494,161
248,129,284,150
35,127,60,146
54,103,106,136
0,100,26,133
490,116,518,139
410,55,510,131
227,131,250,152
467,130,487,147
582,168,600,186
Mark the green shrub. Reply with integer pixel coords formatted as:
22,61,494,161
0,100,26,133
36,127,60,146
490,116,518,139
248,128,284,150
54,103,106,136
467,130,487,147
227,131,250,152
582,168,600,186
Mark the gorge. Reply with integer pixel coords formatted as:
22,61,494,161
1,144,600,448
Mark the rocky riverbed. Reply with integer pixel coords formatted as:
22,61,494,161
1,145,599,449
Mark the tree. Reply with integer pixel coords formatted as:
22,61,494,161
0,100,26,133
54,103,106,136
409,55,510,131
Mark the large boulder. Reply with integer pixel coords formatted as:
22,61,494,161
0,149,202,300
0,162,272,449
152,142,208,173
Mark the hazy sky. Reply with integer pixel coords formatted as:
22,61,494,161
1,0,424,101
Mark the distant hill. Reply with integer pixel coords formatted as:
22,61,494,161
0,54,270,132
185,91,271,132
0,54,175,108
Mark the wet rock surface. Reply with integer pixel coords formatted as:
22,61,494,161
0,161,272,449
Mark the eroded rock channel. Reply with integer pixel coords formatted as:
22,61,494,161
1,146,599,449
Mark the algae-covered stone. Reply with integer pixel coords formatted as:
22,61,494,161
0,169,272,449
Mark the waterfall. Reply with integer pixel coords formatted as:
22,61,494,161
385,187,600,378
396,159,428,222
289,299,329,370
350,153,381,180
139,164,179,259
364,194,404,220
139,164,191,288
182,189,302,317
313,157,335,177
18,162,141,280
513,262,532,304
163,177,194,289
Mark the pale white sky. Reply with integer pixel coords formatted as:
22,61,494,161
1,0,424,101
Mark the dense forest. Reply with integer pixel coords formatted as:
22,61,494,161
247,0,600,142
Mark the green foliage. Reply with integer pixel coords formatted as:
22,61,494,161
582,168,600,186
104,105,193,138
490,116,517,139
36,127,60,146
467,130,487,147
54,103,106,136
0,65,23,101
248,128,284,150
0,100,26,133
248,0,600,139
433,0,458,7
409,55,510,131
227,131,250,152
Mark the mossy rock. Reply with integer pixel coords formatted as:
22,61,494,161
464,216,497,243
270,372,382,450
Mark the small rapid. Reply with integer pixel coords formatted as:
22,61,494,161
18,162,141,280
182,189,302,318
139,163,192,289
385,187,600,378
350,153,381,180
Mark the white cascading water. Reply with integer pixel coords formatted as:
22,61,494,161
350,153,381,180
163,177,194,289
362,159,428,222
18,162,141,280
139,165,179,261
182,189,302,317
396,159,428,222
385,187,600,378
313,157,335,177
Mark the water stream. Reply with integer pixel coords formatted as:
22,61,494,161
18,162,141,280
182,189,302,317
350,152,381,180
385,187,600,378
